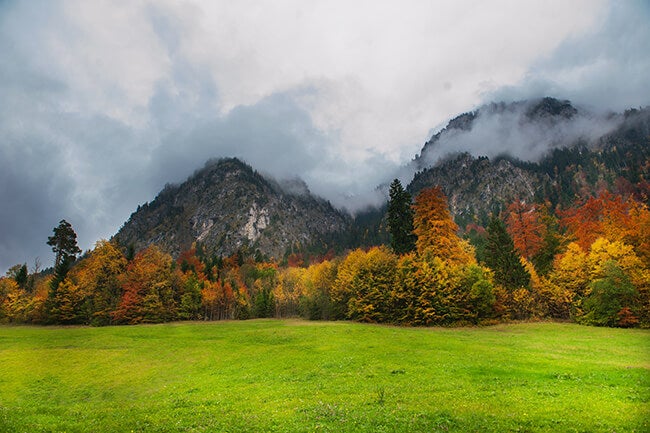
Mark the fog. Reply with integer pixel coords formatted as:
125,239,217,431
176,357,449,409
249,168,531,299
1,0,648,272
418,100,623,168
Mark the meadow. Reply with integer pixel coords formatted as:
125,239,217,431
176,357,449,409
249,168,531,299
0,320,648,432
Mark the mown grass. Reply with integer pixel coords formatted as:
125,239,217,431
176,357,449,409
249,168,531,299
0,320,648,432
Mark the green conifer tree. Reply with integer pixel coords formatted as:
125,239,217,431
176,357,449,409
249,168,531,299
484,216,530,290
46,219,82,321
387,179,416,254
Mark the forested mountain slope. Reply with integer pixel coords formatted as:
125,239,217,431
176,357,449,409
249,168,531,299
409,98,649,228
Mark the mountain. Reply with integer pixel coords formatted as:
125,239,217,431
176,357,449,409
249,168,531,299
114,98,649,259
113,158,350,260
408,98,650,227
415,97,621,167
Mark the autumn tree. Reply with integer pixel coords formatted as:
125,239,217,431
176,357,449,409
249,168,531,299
626,200,650,265
392,255,494,326
0,275,48,324
559,191,634,251
505,200,544,260
344,247,397,323
387,179,416,254
332,247,397,322
202,280,234,320
177,249,207,320
0,278,19,322
49,277,87,324
302,259,338,320
484,216,530,290
551,237,649,326
550,242,590,301
413,186,474,264
112,246,179,324
278,259,338,320
73,240,127,325
274,267,306,318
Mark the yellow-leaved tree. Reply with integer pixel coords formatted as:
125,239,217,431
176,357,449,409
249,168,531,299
73,240,127,325
551,237,649,326
412,186,475,264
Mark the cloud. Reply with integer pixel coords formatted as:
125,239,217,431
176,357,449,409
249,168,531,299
418,100,623,168
487,1,650,111
1,0,647,272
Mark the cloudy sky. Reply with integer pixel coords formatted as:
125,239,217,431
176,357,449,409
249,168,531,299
1,0,649,272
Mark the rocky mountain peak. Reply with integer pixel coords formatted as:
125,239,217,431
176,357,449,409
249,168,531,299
524,97,577,120
114,157,350,260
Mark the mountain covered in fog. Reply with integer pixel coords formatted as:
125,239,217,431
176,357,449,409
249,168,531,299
114,97,649,259
408,97,649,227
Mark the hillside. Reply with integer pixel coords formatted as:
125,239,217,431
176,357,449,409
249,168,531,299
408,98,650,227
113,158,350,260
113,98,650,257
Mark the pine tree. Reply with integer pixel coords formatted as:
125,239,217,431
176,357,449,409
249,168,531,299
46,220,82,321
47,219,82,269
484,216,530,290
387,179,416,254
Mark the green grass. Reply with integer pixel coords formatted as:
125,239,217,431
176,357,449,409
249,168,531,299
0,320,648,432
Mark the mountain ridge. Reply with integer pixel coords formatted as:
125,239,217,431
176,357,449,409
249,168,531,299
113,97,649,259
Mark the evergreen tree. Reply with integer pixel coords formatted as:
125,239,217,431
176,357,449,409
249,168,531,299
387,179,416,254
484,216,530,290
47,220,82,269
6,264,28,289
46,220,82,320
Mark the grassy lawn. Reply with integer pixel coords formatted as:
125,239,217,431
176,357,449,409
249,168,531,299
0,320,648,432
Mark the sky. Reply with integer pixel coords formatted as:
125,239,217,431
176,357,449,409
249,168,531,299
1,0,649,273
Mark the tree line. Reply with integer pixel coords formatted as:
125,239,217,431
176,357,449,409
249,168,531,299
1,184,648,327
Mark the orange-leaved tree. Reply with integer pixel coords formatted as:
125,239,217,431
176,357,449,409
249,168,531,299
412,186,474,264
559,191,631,251
505,200,545,260
112,245,179,324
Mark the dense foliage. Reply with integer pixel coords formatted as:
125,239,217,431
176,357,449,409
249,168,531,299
1,189,648,328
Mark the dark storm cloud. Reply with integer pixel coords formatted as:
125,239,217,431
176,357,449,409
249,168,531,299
149,91,326,188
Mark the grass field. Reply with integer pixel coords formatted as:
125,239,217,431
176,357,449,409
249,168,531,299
0,320,648,432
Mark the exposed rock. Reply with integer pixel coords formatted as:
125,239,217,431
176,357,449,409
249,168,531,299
408,100,650,227
409,153,546,226
114,158,350,260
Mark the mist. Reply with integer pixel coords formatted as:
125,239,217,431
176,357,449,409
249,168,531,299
1,0,648,273
418,100,623,168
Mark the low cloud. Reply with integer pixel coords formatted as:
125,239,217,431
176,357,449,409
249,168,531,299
418,100,622,168
1,0,647,272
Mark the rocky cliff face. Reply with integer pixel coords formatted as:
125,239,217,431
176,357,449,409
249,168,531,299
408,98,650,227
409,153,545,226
114,158,350,260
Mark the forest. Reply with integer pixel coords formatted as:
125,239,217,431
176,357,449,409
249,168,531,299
1,184,648,328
